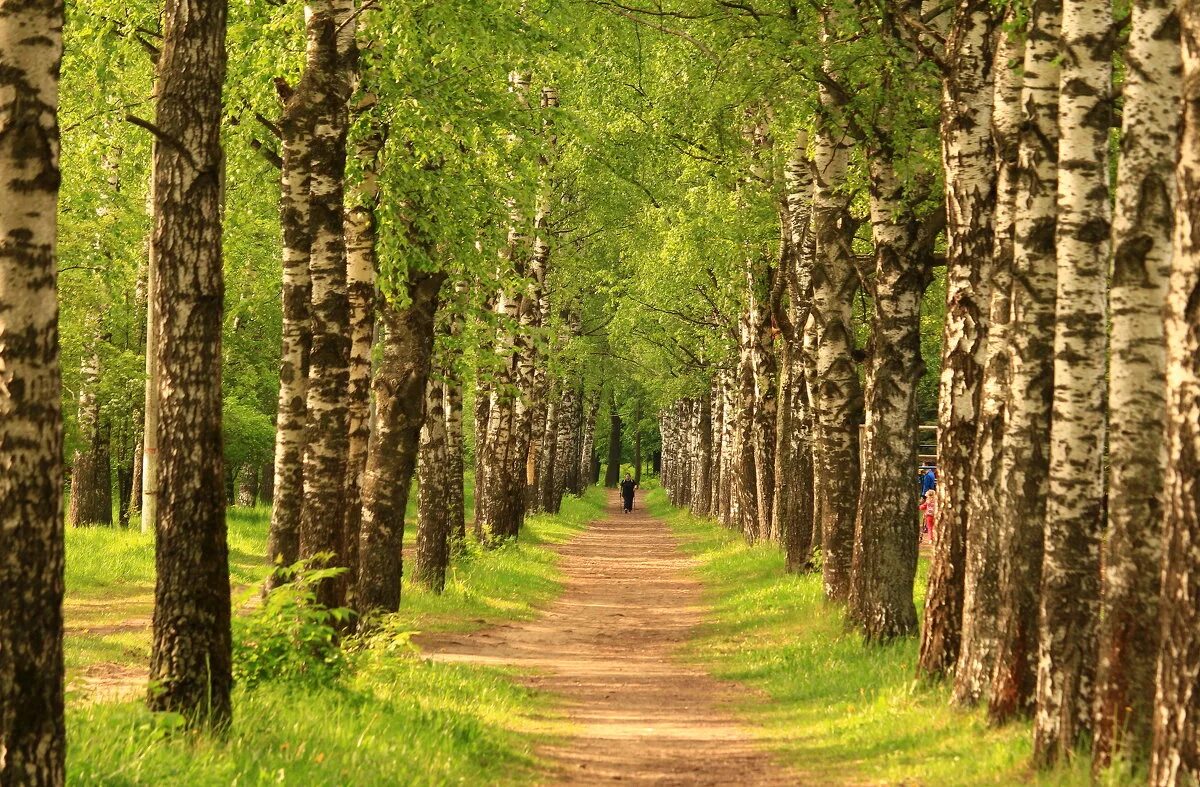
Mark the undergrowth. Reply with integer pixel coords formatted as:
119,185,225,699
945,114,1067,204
646,488,1101,786
66,487,605,785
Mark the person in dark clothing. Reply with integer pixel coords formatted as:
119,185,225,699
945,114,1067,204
620,472,638,513
920,467,937,499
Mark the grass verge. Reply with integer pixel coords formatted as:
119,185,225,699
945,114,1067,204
646,488,1097,786
66,487,606,785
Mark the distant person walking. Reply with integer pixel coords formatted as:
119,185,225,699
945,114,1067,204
620,472,639,513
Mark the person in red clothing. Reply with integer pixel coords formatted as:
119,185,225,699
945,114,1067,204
919,489,938,544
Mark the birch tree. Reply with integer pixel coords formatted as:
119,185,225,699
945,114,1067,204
848,151,927,642
811,105,861,602
953,18,1024,707
0,0,66,776
265,77,313,584
298,0,356,610
343,127,382,600
144,0,232,728
1093,0,1180,768
1033,0,1112,762
1149,5,1200,780
989,0,1061,724
919,0,999,678
415,369,451,592
356,270,446,615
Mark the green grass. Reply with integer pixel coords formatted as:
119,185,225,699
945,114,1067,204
646,489,1099,786
66,487,607,785
64,508,273,677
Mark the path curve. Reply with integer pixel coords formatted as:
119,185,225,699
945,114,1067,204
417,491,794,785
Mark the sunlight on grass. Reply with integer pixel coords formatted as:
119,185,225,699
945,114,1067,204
646,489,1097,787
70,657,555,786
66,486,604,785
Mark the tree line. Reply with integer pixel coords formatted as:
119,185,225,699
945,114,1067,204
1,0,633,781
651,0,1199,781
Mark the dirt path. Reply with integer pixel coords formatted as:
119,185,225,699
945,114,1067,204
417,492,794,785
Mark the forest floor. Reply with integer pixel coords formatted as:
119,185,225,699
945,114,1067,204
417,490,795,785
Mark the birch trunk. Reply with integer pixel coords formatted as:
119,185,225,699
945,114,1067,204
1093,0,1179,768
708,377,723,517
1032,0,1112,762
342,128,381,602
812,108,861,601
848,154,923,642
988,0,1060,724
415,373,451,593
145,0,232,728
235,468,257,507
734,316,759,538
298,0,355,610
356,272,445,615
604,404,622,488
778,144,817,571
265,79,313,583
537,389,559,512
720,369,738,527
1148,7,1200,781
445,292,467,541
692,393,714,517
750,258,777,540
0,0,66,775
918,0,999,678
953,20,1024,707
578,393,599,493
550,384,579,509
129,434,143,524
69,332,113,527
141,181,160,535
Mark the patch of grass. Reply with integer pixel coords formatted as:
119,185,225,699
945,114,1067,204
64,508,273,680
67,488,604,785
69,656,557,786
66,507,272,594
646,489,1096,786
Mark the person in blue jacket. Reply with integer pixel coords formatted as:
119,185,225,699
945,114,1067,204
920,466,937,499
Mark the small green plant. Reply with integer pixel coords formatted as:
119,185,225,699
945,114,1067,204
232,557,352,689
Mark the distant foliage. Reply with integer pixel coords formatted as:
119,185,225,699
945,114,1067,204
233,559,352,688
222,395,275,473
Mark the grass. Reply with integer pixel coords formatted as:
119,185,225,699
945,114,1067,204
646,488,1100,786
64,508,273,677
65,486,607,785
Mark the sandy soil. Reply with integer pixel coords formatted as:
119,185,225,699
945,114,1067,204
416,491,795,785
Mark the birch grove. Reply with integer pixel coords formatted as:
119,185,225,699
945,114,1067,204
14,0,1200,779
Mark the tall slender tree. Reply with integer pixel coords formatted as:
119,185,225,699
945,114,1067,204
919,0,999,678
1150,4,1200,781
356,270,445,615
1093,0,1180,768
954,18,1024,707
989,0,1061,724
144,0,232,728
298,0,356,610
848,151,927,642
1033,0,1112,762
811,99,861,602
265,60,315,586
0,0,66,777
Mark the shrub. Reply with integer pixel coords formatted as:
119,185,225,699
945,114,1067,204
232,558,352,689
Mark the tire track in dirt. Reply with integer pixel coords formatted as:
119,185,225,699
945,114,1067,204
416,491,796,785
